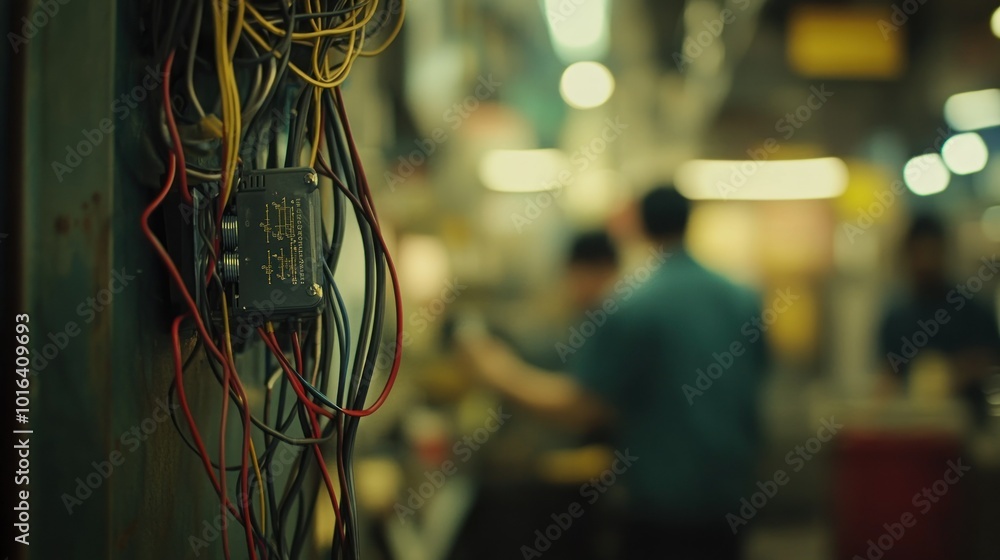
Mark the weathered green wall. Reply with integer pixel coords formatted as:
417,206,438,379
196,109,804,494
23,1,234,557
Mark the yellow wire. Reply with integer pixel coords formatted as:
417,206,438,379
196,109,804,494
209,0,262,531
204,0,405,542
242,23,357,89
228,0,245,60
241,0,400,89
361,0,405,57
215,0,242,206
312,25,358,85
207,0,410,538
223,3,238,192
307,0,322,32
245,2,376,39
309,86,322,167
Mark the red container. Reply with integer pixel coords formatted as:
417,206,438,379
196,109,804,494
832,430,964,560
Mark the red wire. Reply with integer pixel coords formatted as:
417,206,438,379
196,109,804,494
313,168,401,417
149,156,231,559
143,151,257,560
258,328,353,551
218,334,232,558
162,51,256,558
291,331,306,383
307,411,346,550
332,86,404,417
173,315,267,560
334,415,350,548
165,50,220,286
158,77,402,555
160,47,403,557
162,52,192,204
288,331,347,547
258,328,334,420
315,107,403,417
170,315,236,510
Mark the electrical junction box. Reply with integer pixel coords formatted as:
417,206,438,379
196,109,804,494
220,167,325,323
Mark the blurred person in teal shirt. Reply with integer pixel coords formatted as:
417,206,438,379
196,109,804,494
461,186,767,560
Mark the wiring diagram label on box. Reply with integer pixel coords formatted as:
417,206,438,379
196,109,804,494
230,168,324,319
259,197,307,286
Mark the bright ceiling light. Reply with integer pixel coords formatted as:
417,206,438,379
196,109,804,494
560,62,615,109
992,7,1000,39
903,154,950,196
674,158,849,200
944,89,1000,131
544,0,609,63
941,132,989,175
478,149,569,192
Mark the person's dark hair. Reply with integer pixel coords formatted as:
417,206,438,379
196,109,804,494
567,231,618,268
641,185,690,239
904,213,946,249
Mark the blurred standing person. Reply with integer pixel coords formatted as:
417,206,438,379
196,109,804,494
563,231,621,316
448,230,621,560
878,214,1000,422
461,186,767,560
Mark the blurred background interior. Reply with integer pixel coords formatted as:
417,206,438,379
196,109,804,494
7,0,1000,559
343,1,1000,558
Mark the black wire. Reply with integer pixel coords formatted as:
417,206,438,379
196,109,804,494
156,3,401,558
284,84,315,168
316,85,380,560
244,0,297,156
